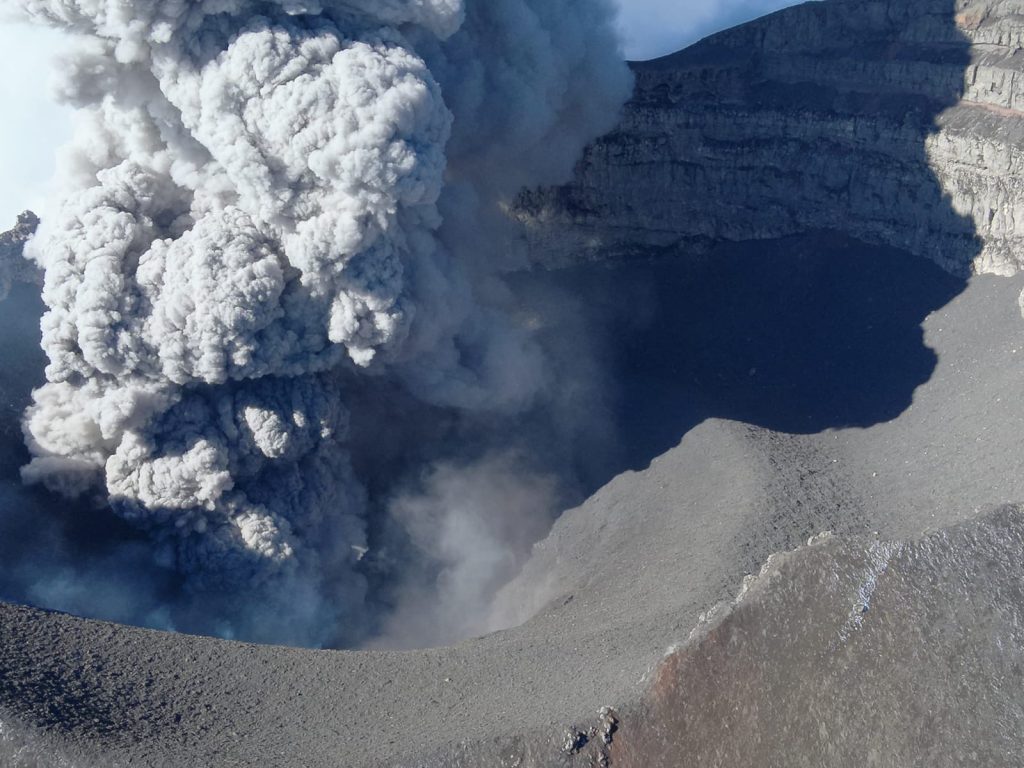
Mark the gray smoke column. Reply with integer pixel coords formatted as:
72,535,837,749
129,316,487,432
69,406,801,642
7,0,631,644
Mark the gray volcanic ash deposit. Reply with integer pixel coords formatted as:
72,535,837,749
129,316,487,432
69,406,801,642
4,233,1024,766
4,0,1024,766
4,504,1024,768
596,505,1024,767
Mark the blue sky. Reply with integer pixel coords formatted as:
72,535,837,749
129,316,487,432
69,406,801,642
0,0,802,226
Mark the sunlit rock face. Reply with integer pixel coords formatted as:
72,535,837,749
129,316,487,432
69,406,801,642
430,507,1024,767
519,0,1024,277
604,506,1024,768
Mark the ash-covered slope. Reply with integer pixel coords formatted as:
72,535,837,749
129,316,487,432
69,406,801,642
604,505,1024,767
519,0,1024,277
5,505,1024,768
3,239,1024,768
448,506,1024,768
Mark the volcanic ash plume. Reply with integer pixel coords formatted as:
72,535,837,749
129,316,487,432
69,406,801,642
9,0,631,643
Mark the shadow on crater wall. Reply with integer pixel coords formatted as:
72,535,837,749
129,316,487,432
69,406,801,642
521,0,980,486
538,233,965,483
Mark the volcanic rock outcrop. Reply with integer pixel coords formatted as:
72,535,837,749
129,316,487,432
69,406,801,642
0,211,39,301
519,0,1024,278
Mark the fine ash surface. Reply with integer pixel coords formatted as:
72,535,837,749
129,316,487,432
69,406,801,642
2,236,1024,766
602,504,1024,767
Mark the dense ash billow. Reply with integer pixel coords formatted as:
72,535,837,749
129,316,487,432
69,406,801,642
3,0,632,645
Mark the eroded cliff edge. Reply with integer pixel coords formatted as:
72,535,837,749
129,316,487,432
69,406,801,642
0,212,39,301
519,0,1024,277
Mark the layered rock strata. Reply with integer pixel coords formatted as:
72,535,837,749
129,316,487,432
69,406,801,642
518,0,1024,277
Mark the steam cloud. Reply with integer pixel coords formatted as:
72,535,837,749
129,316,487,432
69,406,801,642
4,0,631,644
376,453,560,648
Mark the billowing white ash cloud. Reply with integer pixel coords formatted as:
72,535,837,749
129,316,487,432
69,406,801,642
7,0,631,644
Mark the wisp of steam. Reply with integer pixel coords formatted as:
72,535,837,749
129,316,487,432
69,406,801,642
2,0,632,646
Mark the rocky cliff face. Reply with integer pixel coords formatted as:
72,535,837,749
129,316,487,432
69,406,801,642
0,211,39,301
518,0,1024,277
